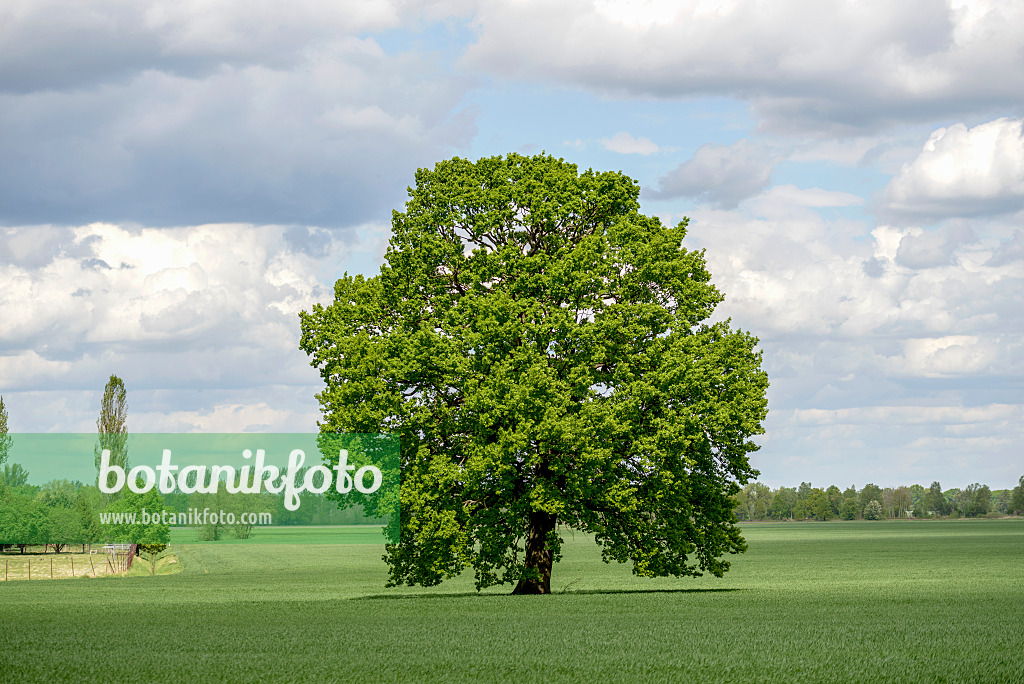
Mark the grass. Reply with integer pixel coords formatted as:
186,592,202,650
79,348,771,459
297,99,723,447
168,524,389,545
0,519,1022,682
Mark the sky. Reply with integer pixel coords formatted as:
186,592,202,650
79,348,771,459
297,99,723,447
2,0,1023,490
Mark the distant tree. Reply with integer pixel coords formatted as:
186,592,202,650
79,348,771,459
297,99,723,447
959,483,991,517
807,489,832,521
839,497,858,520
0,463,30,489
0,395,11,468
736,482,772,520
44,506,84,553
826,485,843,517
36,479,79,509
0,491,52,547
102,487,170,547
893,486,912,519
1011,476,1024,515
882,488,895,519
923,482,949,517
863,499,883,520
76,491,103,544
194,489,274,540
95,375,129,482
952,488,971,517
992,489,1011,514
769,487,797,520
909,483,924,504
842,485,857,518
732,489,749,521
33,479,86,551
943,488,959,516
859,483,882,518
138,543,170,574
797,482,813,501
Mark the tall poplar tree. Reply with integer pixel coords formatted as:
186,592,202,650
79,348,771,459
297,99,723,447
94,375,129,481
0,396,11,468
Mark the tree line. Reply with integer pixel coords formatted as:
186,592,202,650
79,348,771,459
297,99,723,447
733,479,1024,522
0,379,172,553
0,381,382,550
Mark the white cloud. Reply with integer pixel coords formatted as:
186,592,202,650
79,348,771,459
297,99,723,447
464,0,1024,134
0,0,403,92
899,336,1001,377
683,195,1024,427
599,131,659,155
134,400,315,433
756,185,863,209
895,224,975,269
792,404,1023,427
0,223,341,395
0,388,322,433
0,3,475,227
884,117,1024,219
650,140,773,207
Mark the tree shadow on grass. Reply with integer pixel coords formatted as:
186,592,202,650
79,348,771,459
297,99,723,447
353,587,743,600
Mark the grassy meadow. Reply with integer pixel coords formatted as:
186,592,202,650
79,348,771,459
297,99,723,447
1,520,1022,682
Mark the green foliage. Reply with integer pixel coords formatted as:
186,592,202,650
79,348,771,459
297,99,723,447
768,487,797,520
921,481,949,516
137,543,170,574
806,489,832,520
909,483,925,507
0,473,106,548
0,395,11,468
839,497,858,520
0,462,30,490
858,483,882,517
300,153,769,592
1012,476,1024,515
825,485,842,517
0,491,52,545
863,499,884,520
94,374,129,479
75,491,103,543
956,483,992,517
192,490,275,541
734,482,772,521
791,486,831,521
101,488,170,546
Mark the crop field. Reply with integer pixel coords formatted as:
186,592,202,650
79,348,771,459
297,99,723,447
1,520,1022,683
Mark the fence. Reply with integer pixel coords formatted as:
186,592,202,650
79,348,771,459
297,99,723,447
1,544,138,581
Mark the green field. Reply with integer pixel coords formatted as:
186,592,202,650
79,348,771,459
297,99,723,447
1,520,1022,682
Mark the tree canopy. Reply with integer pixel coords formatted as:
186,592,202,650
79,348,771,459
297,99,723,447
300,153,769,593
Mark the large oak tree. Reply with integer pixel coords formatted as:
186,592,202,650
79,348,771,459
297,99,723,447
300,153,768,593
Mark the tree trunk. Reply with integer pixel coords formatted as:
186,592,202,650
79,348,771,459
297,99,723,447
512,511,557,595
